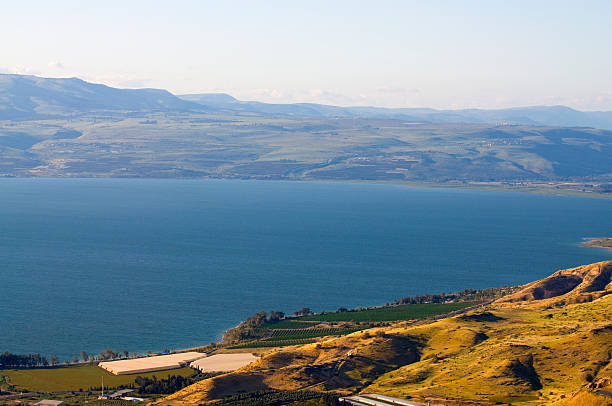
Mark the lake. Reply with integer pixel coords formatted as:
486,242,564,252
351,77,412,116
0,179,610,360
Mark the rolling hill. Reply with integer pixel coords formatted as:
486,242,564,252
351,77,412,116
180,93,612,130
0,74,203,119
2,74,612,129
158,261,612,405
1,74,612,192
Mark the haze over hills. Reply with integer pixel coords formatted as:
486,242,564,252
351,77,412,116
0,74,203,119
2,74,612,129
181,93,612,130
0,74,611,192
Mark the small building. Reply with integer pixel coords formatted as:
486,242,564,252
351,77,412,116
33,401,66,406
122,397,145,402
108,389,134,399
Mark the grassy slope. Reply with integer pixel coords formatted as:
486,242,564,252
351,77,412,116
2,115,612,190
159,261,612,406
2,364,193,392
366,299,611,404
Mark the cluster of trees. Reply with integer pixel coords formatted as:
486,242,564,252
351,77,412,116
293,307,313,317
134,372,218,394
392,292,451,305
135,374,192,394
0,352,48,368
223,310,286,342
213,389,341,406
1,347,141,369
96,348,131,360
392,286,518,306
78,348,136,363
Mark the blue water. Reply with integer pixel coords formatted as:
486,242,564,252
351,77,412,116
0,179,611,360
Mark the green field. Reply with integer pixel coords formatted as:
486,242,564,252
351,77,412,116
229,339,317,349
2,364,194,392
289,302,476,323
230,303,478,349
268,328,361,340
261,320,320,330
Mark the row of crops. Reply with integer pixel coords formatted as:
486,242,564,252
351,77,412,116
268,328,360,340
228,338,317,349
228,328,362,349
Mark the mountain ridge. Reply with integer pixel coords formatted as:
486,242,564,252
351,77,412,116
179,93,612,130
0,74,204,119
2,74,612,130
1,74,612,189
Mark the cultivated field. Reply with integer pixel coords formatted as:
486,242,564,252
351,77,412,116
99,352,204,375
296,302,475,322
227,303,476,349
2,364,194,392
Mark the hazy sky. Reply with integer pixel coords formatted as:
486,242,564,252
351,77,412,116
2,0,611,110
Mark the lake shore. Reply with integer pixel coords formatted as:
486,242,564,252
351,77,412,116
2,176,612,199
2,178,611,360
582,237,612,251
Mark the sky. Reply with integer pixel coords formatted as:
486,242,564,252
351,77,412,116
1,0,611,110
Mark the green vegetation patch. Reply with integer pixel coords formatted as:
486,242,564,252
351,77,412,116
261,319,320,330
583,237,612,249
296,302,476,322
268,328,361,340
213,389,341,406
228,339,317,349
226,303,478,349
2,364,194,392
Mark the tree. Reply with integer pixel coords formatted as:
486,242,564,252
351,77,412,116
246,311,267,327
268,311,285,322
0,352,49,368
294,307,313,317
99,348,117,360
123,350,129,358
222,311,268,343
80,351,88,362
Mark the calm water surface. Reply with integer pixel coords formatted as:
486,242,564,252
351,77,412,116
0,179,610,359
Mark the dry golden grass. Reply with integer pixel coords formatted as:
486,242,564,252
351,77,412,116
555,391,612,406
158,261,612,405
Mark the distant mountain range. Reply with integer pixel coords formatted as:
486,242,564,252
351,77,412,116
181,93,612,130
0,74,201,119
1,74,611,189
2,74,612,130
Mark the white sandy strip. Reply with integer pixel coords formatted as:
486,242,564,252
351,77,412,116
190,353,259,372
99,352,206,375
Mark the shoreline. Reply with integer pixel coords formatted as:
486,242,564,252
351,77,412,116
582,237,612,252
3,231,608,363
0,176,611,199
